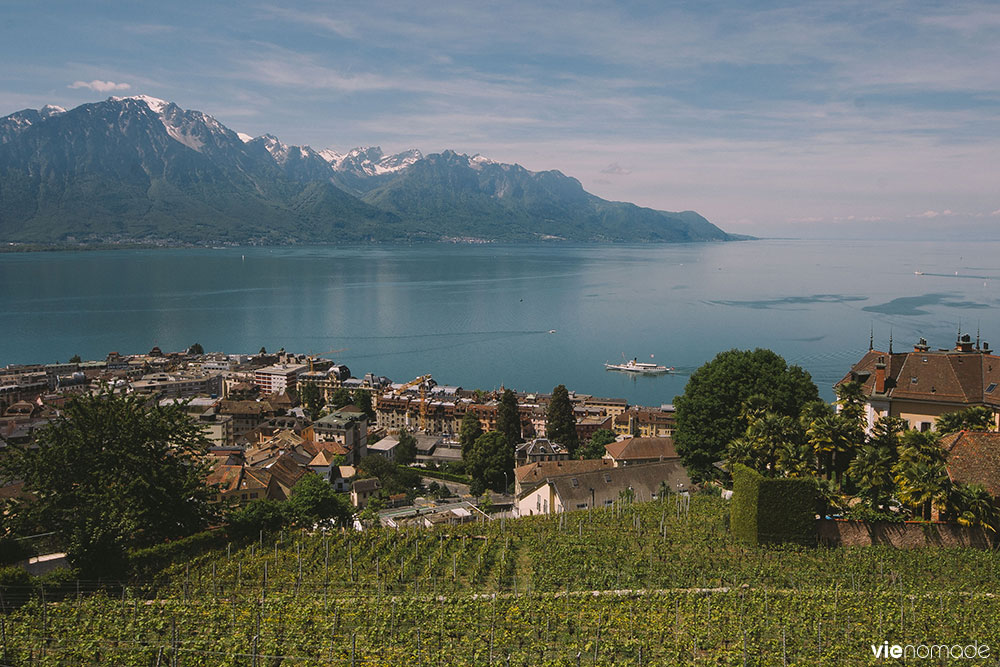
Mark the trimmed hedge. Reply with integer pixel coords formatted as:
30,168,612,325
731,464,817,546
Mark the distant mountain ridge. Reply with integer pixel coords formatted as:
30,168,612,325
0,96,733,245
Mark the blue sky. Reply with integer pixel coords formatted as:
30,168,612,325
2,1,999,237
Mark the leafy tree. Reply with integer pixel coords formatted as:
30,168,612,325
288,473,353,528
68,354,82,364
546,384,579,455
578,428,616,459
259,346,267,355
357,454,419,495
674,348,819,481
459,410,483,460
354,390,375,420
188,342,204,355
396,429,417,466
496,389,522,449
226,500,292,540
935,406,995,434
299,381,323,417
0,391,216,578
468,431,514,495
330,387,353,410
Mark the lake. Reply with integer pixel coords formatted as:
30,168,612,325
2,240,998,404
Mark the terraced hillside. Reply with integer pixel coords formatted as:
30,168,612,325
4,496,1000,665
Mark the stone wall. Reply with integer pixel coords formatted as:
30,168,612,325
818,519,995,549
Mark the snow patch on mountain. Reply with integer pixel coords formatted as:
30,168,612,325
110,95,170,114
40,105,65,118
258,134,291,165
236,132,253,143
319,146,423,175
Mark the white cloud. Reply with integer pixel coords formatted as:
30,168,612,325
600,163,632,176
68,80,131,92
992,209,1000,217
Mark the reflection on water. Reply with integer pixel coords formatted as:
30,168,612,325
2,240,999,404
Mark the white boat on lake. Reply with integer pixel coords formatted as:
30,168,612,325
604,357,674,374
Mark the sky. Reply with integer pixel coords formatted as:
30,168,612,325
2,1,999,238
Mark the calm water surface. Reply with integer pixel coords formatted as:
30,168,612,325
3,240,998,404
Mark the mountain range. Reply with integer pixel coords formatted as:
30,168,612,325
0,96,733,245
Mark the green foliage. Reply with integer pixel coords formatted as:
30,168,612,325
893,430,948,521
545,384,579,455
936,406,995,434
948,482,998,532
353,390,375,420
578,428,616,459
674,348,819,481
730,464,817,546
842,506,905,524
68,354,82,364
496,389,522,449
468,431,513,495
225,500,292,541
395,429,417,466
459,410,483,460
357,455,420,496
330,387,353,410
129,530,227,580
0,536,32,567
0,390,216,579
187,342,204,355
288,474,353,528
299,381,323,417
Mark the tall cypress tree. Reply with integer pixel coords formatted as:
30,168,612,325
546,384,579,456
459,409,484,460
496,389,522,449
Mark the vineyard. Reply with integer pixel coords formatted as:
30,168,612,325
3,495,999,665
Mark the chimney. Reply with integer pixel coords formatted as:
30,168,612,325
875,356,886,394
914,338,929,352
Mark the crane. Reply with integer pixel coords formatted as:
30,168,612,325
394,374,433,432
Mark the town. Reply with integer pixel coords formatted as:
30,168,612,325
0,345,686,530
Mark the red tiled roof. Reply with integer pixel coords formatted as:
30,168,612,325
604,437,678,461
942,430,1000,498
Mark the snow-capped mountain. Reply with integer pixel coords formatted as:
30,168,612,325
0,96,731,245
318,146,423,177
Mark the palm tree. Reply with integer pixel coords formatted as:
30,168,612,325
776,438,815,477
894,430,948,520
807,414,861,483
848,416,904,510
849,442,896,510
948,483,998,532
935,406,995,434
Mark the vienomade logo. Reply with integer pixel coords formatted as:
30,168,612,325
871,641,990,660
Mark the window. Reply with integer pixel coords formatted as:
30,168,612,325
576,503,589,510
920,422,931,432
987,383,997,394
603,473,612,483
911,377,918,384
571,478,579,487
604,499,614,506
